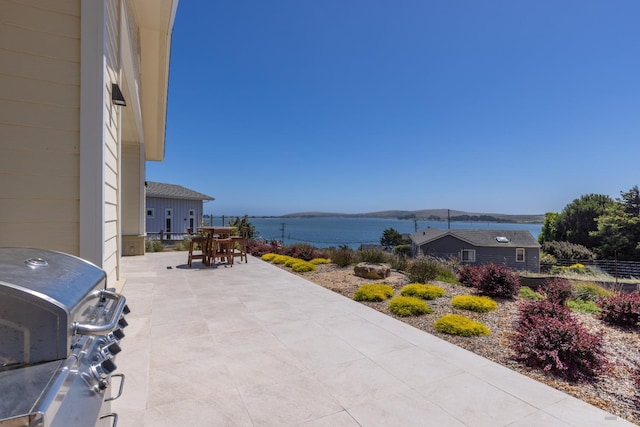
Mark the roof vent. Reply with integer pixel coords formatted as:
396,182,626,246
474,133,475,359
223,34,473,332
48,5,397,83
496,236,510,243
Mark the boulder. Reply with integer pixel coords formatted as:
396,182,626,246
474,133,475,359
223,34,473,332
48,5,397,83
354,262,391,280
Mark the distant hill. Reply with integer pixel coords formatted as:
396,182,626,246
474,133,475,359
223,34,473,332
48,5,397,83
279,209,545,224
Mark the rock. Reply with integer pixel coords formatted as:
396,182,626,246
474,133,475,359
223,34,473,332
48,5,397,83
354,262,391,280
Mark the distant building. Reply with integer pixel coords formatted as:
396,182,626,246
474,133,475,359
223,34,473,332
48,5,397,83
411,229,540,272
145,182,214,238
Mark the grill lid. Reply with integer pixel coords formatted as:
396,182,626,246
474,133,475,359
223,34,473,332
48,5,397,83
0,248,107,366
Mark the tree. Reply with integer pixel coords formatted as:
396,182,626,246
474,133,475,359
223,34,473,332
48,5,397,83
538,212,560,244
555,194,613,249
380,228,403,248
228,215,257,239
591,185,640,260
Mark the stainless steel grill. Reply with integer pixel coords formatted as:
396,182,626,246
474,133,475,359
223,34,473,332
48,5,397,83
0,248,129,427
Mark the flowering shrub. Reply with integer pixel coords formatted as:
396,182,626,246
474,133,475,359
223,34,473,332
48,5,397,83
475,263,520,298
598,292,640,329
434,314,490,336
511,300,606,382
400,283,445,300
542,278,573,306
388,296,432,317
451,295,498,313
353,284,394,302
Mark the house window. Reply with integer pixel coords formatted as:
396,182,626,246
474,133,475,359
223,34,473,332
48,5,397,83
516,248,525,262
147,208,154,218
461,249,476,262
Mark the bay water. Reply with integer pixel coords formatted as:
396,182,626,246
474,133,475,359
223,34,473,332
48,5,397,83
249,217,542,249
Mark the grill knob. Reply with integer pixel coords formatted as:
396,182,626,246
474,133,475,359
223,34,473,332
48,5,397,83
113,329,125,340
118,318,128,328
123,304,131,315
106,342,122,355
101,359,117,375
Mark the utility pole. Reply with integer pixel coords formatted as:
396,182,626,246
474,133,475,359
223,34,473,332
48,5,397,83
280,223,285,244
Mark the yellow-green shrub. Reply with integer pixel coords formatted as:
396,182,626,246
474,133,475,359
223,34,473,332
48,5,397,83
310,258,330,265
451,295,498,313
353,284,394,302
261,253,278,262
388,296,432,317
434,314,490,336
291,261,316,272
400,283,445,300
519,286,544,300
272,255,292,264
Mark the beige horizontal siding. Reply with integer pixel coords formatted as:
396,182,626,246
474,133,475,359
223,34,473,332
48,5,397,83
5,0,80,17
0,0,82,254
2,0,80,38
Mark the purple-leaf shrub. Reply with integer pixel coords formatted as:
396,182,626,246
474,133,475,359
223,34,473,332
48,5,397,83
542,278,573,306
511,300,606,382
598,292,640,329
475,263,520,298
457,265,484,288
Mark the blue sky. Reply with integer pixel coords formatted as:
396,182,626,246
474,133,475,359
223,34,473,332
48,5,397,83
147,1,640,217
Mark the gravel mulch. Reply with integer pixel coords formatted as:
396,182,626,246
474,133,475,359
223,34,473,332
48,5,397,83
287,263,640,425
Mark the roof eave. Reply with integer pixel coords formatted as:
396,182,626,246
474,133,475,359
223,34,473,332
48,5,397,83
134,0,179,162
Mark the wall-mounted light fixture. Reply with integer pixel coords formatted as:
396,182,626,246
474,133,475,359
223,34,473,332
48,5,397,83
111,83,127,106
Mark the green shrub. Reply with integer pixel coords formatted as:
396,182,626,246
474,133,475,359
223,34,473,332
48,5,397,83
407,257,441,283
145,239,164,252
435,268,459,284
434,314,490,336
451,295,498,313
388,296,432,317
358,249,390,264
175,237,191,251
519,286,545,300
394,244,413,257
261,253,278,262
329,246,356,267
353,284,395,302
400,284,445,300
389,254,409,272
572,282,613,302
309,258,330,265
567,299,601,314
550,263,598,276
284,257,301,267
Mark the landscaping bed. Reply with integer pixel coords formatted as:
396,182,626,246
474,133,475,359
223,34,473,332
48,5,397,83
286,262,640,425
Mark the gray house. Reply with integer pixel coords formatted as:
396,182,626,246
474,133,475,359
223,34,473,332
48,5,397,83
146,181,214,238
411,229,540,273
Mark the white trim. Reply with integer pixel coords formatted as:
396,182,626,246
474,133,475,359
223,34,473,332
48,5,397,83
80,0,106,267
516,248,525,262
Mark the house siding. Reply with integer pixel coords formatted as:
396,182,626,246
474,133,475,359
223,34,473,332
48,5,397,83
417,235,540,273
146,197,205,237
0,0,82,255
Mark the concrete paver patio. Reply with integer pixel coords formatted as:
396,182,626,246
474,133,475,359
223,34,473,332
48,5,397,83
111,251,635,426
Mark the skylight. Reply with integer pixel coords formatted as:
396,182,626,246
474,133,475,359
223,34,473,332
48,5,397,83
496,236,510,243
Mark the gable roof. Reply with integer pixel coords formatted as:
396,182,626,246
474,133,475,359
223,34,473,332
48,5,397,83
146,181,214,201
412,229,539,248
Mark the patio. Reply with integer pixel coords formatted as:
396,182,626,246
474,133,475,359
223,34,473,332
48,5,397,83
111,251,634,426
